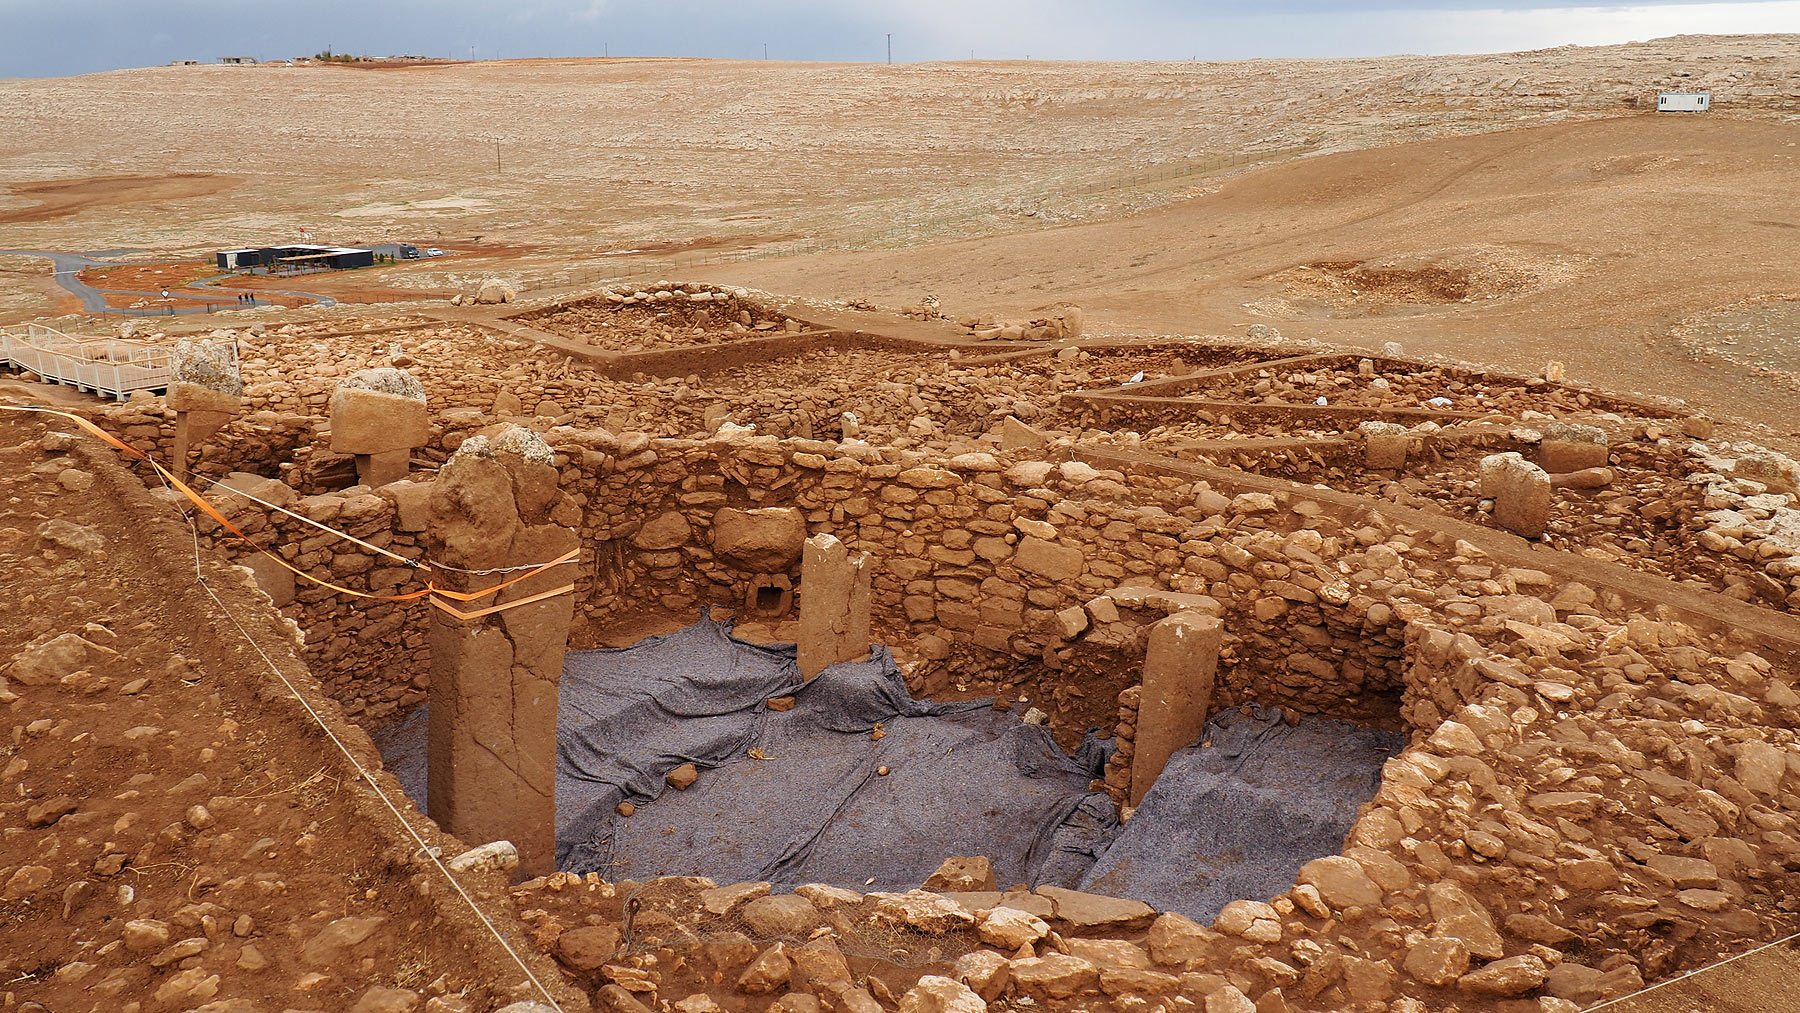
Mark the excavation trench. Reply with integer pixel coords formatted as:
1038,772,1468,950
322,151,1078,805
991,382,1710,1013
373,612,1400,925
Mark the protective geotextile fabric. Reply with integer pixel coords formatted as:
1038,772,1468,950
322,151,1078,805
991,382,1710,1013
374,618,1395,910
551,618,1116,888
1080,704,1403,923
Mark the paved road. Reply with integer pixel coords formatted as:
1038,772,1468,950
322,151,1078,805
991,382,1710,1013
0,249,337,317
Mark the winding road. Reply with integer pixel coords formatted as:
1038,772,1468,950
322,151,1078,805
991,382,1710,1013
1,249,338,317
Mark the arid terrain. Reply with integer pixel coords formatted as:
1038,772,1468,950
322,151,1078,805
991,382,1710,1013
2,36,1800,432
5,34,1800,1013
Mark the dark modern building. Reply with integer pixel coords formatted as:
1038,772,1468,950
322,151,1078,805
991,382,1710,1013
216,245,376,272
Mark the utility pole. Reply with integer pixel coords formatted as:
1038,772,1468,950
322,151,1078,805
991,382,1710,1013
886,34,892,64
763,43,768,60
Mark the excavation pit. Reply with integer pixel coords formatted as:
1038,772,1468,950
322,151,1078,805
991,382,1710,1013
374,615,1400,925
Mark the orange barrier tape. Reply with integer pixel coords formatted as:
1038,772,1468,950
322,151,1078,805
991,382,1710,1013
1,404,578,617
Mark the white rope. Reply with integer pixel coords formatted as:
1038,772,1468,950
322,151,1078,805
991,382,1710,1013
139,446,570,1011
185,470,413,565
1582,928,1800,1011
35,414,578,576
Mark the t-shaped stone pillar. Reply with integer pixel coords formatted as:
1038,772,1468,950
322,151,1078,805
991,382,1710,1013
1130,610,1223,807
423,426,577,877
166,338,243,480
797,533,872,678
331,367,429,489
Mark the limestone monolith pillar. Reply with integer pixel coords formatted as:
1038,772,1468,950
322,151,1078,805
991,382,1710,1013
167,338,243,480
1481,452,1552,539
1537,421,1608,475
1130,610,1223,806
331,367,429,489
1358,421,1409,471
797,533,872,678
424,426,577,877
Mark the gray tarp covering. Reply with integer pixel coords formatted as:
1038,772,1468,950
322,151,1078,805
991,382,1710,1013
1082,705,1402,922
375,618,1396,916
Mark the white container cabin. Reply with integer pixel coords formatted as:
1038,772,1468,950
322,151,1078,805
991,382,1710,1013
1656,91,1711,112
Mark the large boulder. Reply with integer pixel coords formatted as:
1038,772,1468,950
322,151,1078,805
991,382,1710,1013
8,633,102,686
898,976,985,1013
1007,954,1098,999
924,856,997,893
1297,856,1383,910
475,279,518,304
977,907,1049,951
710,507,806,571
1426,881,1504,960
740,895,824,938
869,890,976,935
553,924,621,972
633,511,693,550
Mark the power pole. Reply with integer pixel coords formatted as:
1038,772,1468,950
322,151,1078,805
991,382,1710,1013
763,43,768,60
886,34,892,64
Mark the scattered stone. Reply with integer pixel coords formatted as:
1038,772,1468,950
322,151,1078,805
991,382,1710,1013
924,856,997,893
978,906,1050,950
899,975,986,1013
666,762,700,790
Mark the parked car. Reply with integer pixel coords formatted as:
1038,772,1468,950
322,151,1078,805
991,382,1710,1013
426,248,445,258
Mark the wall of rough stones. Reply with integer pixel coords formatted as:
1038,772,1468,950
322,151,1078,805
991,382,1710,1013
511,609,1800,1013
166,474,434,723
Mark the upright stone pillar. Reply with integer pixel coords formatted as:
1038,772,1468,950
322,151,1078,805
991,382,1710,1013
167,339,243,480
1536,421,1608,475
797,533,872,678
1481,452,1552,539
331,368,429,489
1358,421,1409,471
1130,611,1223,807
424,427,578,877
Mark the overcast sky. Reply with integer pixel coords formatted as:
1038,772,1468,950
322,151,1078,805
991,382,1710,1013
1,1,1796,78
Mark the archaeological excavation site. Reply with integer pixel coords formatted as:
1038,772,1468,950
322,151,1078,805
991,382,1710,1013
4,277,1800,1013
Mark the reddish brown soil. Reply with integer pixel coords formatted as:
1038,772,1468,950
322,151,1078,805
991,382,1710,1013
77,260,217,292
0,174,241,224
216,270,456,305
0,412,581,1011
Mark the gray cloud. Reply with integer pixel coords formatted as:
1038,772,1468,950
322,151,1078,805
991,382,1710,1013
0,0,1794,78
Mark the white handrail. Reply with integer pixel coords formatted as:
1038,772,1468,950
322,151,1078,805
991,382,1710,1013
2,323,183,400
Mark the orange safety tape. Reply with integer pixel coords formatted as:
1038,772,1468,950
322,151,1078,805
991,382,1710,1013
430,581,578,621
1,404,579,616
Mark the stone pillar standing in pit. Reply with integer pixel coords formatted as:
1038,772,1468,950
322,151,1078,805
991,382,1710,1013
424,427,578,877
330,368,429,489
167,338,244,480
1130,610,1224,807
797,533,873,679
